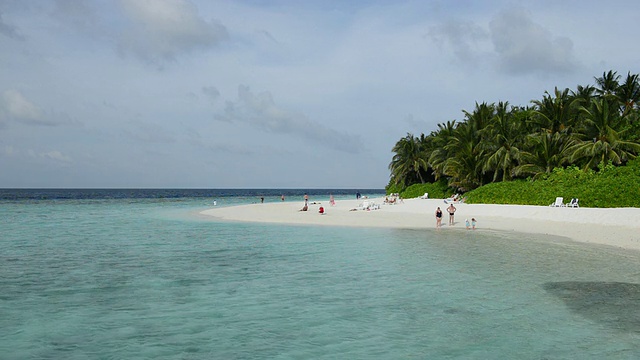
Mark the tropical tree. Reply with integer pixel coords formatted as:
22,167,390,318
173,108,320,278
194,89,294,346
615,71,640,116
481,102,525,181
427,120,456,180
570,84,596,108
462,102,494,134
388,133,429,187
443,121,485,191
594,70,620,98
531,87,577,134
569,98,640,169
387,69,640,194
439,102,497,190
514,131,576,178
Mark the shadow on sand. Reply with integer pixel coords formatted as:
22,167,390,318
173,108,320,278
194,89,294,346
543,281,640,333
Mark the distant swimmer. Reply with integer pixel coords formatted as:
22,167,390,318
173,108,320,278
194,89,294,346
213,200,217,206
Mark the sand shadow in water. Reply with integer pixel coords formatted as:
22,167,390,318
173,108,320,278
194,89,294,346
543,281,640,333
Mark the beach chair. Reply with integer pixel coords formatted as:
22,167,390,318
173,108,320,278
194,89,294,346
568,198,579,208
420,193,429,199
550,197,564,207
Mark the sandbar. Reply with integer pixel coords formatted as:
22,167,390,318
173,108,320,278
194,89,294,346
200,198,640,251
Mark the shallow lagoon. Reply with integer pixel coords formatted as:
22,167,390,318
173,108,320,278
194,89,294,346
2,195,640,359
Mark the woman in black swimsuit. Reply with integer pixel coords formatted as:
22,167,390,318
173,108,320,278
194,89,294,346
435,207,443,228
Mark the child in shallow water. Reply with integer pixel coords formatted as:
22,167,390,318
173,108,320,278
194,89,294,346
471,218,477,230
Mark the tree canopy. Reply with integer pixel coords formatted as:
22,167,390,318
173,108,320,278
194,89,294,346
388,70,640,193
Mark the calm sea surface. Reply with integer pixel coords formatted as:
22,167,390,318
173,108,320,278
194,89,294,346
1,189,640,359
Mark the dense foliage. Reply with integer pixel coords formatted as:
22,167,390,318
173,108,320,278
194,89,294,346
464,158,640,207
394,179,453,199
387,70,640,206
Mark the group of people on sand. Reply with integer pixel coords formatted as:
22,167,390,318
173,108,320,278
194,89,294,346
299,193,331,214
435,203,476,230
444,193,466,204
384,194,402,204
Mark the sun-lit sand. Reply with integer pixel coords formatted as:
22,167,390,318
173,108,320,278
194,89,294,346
200,197,640,251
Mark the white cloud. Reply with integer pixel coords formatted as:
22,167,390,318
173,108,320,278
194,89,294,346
427,19,489,64
0,90,50,126
0,0,638,187
117,0,229,63
39,150,72,163
489,8,577,75
216,85,364,154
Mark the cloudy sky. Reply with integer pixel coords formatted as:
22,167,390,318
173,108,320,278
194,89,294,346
0,0,638,188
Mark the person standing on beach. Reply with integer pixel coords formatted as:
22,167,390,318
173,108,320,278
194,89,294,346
447,204,456,225
435,207,443,228
304,193,309,206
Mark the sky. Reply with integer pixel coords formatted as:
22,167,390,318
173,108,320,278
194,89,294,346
1,0,639,189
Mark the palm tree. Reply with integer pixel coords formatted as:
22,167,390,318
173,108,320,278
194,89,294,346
427,120,456,180
481,102,525,181
531,87,577,134
615,71,640,116
388,133,429,187
569,98,640,169
570,84,596,107
514,131,576,178
594,70,620,98
462,102,494,133
416,133,437,183
387,69,640,190
443,121,485,191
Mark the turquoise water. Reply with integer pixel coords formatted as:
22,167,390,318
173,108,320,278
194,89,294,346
2,195,640,359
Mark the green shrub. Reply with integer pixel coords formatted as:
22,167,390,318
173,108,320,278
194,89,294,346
464,158,640,208
399,180,453,199
385,181,403,195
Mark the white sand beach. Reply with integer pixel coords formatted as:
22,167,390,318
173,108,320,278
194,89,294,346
201,197,640,251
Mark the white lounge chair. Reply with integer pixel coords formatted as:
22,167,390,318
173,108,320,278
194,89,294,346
420,193,429,199
567,198,579,208
550,197,564,207
359,200,380,210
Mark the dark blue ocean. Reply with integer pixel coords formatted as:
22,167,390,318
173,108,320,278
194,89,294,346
2,189,640,359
